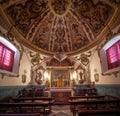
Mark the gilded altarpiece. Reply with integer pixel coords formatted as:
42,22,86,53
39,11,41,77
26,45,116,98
51,69,70,87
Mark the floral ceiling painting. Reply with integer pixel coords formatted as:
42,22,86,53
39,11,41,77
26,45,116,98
0,0,116,56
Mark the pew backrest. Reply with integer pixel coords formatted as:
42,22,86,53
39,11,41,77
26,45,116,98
78,109,120,116
0,113,40,116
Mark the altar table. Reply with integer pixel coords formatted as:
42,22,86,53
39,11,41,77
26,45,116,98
50,88,73,104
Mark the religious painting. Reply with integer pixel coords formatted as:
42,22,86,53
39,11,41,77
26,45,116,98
51,69,70,87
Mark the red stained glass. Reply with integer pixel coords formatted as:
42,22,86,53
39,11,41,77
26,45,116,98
106,40,120,69
0,42,14,72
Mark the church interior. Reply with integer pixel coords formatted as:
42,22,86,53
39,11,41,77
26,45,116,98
0,0,120,115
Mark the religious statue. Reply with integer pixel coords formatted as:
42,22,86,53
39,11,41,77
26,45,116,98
35,71,43,85
78,71,84,84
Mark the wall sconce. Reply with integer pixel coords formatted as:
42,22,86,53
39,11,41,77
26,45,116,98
73,71,77,80
0,73,5,79
22,70,27,83
72,71,77,86
94,69,99,82
44,70,50,87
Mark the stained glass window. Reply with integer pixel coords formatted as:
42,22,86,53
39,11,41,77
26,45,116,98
106,40,120,69
0,42,14,71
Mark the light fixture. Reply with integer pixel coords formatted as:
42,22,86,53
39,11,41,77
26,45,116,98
94,68,99,82
44,69,50,87
22,70,27,83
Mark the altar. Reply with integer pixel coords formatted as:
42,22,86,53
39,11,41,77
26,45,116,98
50,88,73,104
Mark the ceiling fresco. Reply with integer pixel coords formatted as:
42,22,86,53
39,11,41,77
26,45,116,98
0,0,119,56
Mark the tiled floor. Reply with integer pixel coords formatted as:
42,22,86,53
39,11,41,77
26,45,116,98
49,105,73,116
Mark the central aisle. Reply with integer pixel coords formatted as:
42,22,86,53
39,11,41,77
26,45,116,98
49,105,72,116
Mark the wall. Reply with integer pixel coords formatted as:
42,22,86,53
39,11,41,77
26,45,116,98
0,85,26,99
95,84,120,97
0,50,49,99
75,84,120,97
0,85,45,99
89,49,120,97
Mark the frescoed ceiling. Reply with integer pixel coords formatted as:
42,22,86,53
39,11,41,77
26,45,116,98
0,0,119,57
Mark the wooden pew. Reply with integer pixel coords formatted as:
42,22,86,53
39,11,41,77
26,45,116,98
69,99,120,116
69,95,105,111
69,95,105,101
12,97,53,113
69,99,120,109
0,102,49,116
13,97,53,103
77,109,120,116
105,94,120,100
0,113,40,116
